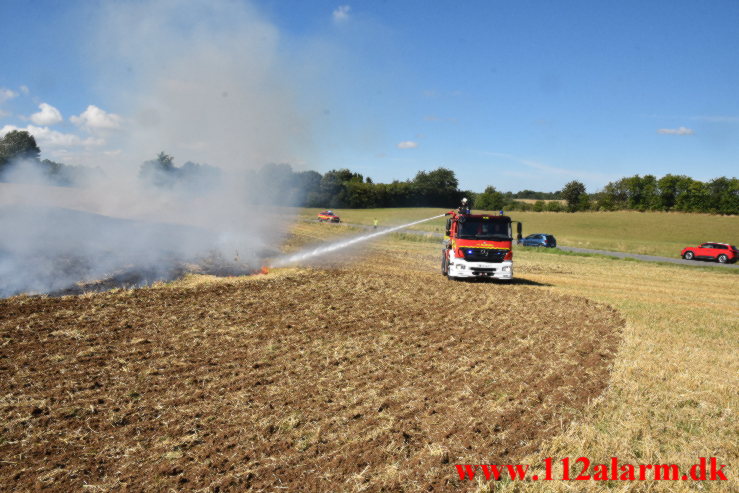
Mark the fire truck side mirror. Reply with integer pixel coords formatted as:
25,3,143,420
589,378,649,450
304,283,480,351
445,218,451,236
516,222,522,241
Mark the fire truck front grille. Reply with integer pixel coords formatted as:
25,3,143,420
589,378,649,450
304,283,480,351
462,248,507,263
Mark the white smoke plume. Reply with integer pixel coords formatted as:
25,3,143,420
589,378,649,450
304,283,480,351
0,0,328,297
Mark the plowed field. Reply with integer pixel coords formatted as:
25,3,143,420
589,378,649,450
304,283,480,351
1,259,623,491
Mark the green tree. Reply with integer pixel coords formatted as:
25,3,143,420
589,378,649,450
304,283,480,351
344,181,379,208
674,178,708,212
292,170,322,205
386,180,415,207
599,178,628,210
139,151,178,187
475,186,506,211
319,169,348,206
705,177,739,215
642,175,660,210
412,167,460,206
561,180,587,212
0,130,41,174
656,174,683,210
157,151,174,169
618,175,658,211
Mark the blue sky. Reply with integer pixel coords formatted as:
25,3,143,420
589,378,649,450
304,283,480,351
1,0,737,192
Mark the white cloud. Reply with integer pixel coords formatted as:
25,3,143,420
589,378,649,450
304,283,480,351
0,88,18,104
332,5,350,23
657,126,694,135
30,103,63,126
1,124,105,148
70,105,122,131
19,85,30,95
397,141,418,149
0,109,10,119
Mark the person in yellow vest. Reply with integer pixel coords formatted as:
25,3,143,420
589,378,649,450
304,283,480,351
373,218,379,229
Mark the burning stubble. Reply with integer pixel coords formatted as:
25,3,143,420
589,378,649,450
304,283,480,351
0,0,330,296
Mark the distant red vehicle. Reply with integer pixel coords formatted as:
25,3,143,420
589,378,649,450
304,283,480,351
681,242,738,264
317,210,341,223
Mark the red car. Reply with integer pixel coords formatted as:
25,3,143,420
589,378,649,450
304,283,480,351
681,242,738,264
317,210,341,223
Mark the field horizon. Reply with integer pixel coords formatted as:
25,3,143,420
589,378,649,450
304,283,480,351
298,207,738,259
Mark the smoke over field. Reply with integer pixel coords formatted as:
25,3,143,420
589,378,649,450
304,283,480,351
0,0,326,296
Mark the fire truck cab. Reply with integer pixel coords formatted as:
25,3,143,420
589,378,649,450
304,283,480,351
441,211,521,280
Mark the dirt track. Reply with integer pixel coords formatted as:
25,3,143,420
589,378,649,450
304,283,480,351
0,265,623,491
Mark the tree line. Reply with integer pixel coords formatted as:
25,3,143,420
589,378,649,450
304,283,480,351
0,129,99,185
474,176,738,215
591,174,738,215
1,130,737,214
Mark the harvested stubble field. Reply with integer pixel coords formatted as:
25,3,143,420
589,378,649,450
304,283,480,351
2,220,736,492
0,239,624,491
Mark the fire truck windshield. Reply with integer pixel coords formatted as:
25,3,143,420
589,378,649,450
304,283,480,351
457,218,512,240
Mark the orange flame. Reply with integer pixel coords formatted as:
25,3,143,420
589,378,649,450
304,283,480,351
260,266,269,275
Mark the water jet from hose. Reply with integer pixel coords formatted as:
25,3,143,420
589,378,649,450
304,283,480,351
271,214,445,267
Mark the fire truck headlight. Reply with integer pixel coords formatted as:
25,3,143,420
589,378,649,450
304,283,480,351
502,266,510,272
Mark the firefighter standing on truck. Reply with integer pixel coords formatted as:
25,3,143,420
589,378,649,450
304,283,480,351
457,197,470,214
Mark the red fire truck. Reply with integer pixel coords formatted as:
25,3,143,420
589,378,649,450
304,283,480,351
441,211,522,280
